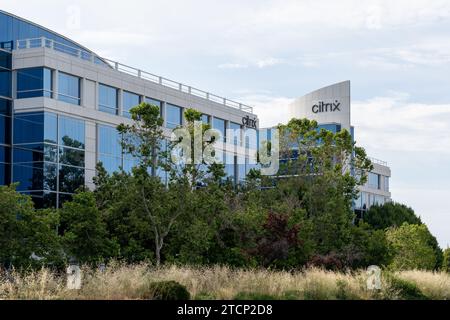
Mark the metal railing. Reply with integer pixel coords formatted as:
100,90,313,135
368,157,388,167
15,37,254,113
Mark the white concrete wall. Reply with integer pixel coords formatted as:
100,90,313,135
289,80,351,131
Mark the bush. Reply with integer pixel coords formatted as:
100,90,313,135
234,292,278,300
388,277,429,300
142,281,190,300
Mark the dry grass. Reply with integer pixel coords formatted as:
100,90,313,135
0,263,448,300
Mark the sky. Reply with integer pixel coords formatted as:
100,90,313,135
2,0,449,247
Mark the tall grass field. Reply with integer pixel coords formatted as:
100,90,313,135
1,263,449,300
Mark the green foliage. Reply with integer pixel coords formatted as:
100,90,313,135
0,185,61,268
234,292,278,300
365,202,422,230
142,281,190,300
387,276,429,300
442,248,450,272
59,192,119,264
386,223,437,271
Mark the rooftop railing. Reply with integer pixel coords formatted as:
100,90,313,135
368,157,388,167
15,37,254,113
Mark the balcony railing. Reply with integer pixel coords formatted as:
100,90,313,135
15,37,254,113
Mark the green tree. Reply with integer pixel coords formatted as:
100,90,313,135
59,191,118,264
442,248,450,272
0,185,61,268
116,103,191,266
117,102,164,176
386,223,437,271
275,119,373,256
364,202,422,230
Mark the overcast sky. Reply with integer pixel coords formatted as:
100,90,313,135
3,0,449,247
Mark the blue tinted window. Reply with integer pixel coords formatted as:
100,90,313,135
58,116,85,149
0,114,11,144
245,128,257,149
213,118,226,142
0,98,11,115
99,84,118,115
17,68,52,99
98,125,122,174
59,147,85,167
13,162,57,192
99,154,122,174
318,124,341,134
98,125,122,157
201,114,209,124
0,162,11,185
58,165,84,193
0,68,11,98
0,50,11,69
145,97,162,112
166,104,182,129
230,122,241,146
123,91,140,118
14,113,43,144
58,72,80,105
368,172,380,189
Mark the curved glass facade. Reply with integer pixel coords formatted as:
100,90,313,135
0,11,99,58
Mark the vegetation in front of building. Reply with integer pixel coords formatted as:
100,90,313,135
0,103,448,300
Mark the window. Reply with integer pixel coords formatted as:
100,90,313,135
98,124,122,174
368,172,380,189
244,128,257,149
13,112,57,145
58,116,85,149
58,72,80,105
145,97,162,116
99,84,118,115
17,67,52,99
166,104,182,129
0,50,11,98
230,122,241,146
201,114,209,124
213,118,226,142
384,176,390,192
123,91,140,118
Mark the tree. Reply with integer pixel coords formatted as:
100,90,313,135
364,202,422,230
443,248,450,273
117,102,164,176
0,184,61,268
59,191,118,264
386,223,437,271
275,119,373,256
116,103,190,266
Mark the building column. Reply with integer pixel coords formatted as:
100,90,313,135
84,121,97,191
117,89,123,116
52,70,59,99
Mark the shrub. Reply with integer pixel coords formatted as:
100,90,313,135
234,292,278,300
307,253,343,271
142,281,190,300
387,277,429,300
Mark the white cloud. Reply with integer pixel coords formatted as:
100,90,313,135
240,94,293,128
352,93,450,154
255,57,283,68
218,63,248,69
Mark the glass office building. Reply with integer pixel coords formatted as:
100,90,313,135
0,10,259,207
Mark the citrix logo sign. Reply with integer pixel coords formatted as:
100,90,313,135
312,100,341,114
